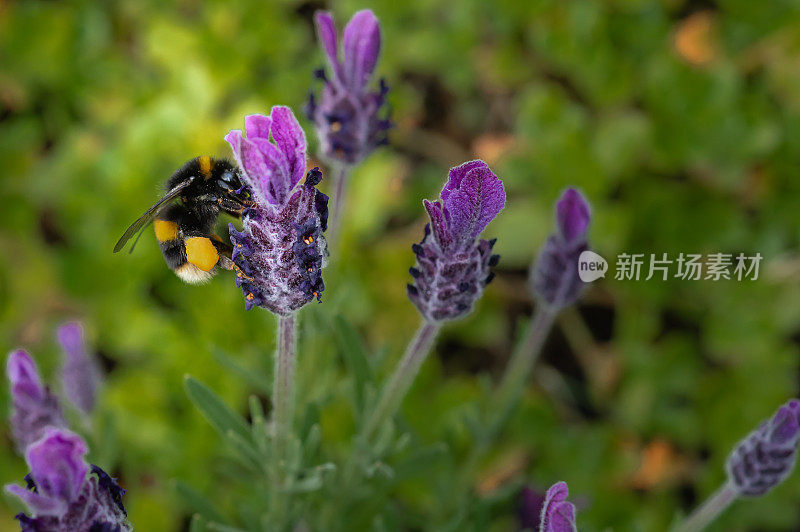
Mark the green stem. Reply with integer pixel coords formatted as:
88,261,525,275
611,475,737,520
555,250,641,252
328,163,351,245
454,307,556,517
487,307,556,439
677,482,738,532
361,320,440,441
270,313,297,523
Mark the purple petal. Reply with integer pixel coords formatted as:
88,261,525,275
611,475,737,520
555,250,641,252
441,161,505,245
314,11,344,82
423,199,450,249
244,113,272,141
269,106,307,192
225,128,264,203
540,481,577,532
57,322,100,415
342,10,381,89
556,189,591,243
440,159,486,203
5,483,67,516
770,404,800,445
27,429,88,506
7,350,44,403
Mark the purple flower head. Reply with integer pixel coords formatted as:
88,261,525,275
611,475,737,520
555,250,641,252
57,321,101,415
726,399,800,497
539,482,577,532
306,10,391,166
531,188,591,311
226,106,329,314
7,350,67,453
407,160,505,322
5,428,131,531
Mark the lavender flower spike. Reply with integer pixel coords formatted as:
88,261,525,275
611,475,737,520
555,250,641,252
5,428,131,531
726,399,800,497
307,9,390,166
539,482,577,532
57,321,101,415
226,106,329,314
531,188,591,310
407,160,505,322
7,350,67,453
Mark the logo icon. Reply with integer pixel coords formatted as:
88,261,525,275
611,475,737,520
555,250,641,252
578,251,608,282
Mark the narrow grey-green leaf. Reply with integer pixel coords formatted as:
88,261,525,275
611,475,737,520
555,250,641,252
333,314,373,411
173,480,228,525
184,375,250,442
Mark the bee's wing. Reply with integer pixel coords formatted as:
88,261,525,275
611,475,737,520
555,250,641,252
113,177,195,253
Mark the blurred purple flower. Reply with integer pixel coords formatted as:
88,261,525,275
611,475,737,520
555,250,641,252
407,160,505,322
531,188,591,310
306,9,390,166
5,428,130,531
6,350,67,453
518,486,546,530
539,481,577,532
226,106,329,314
726,399,800,497
57,321,101,415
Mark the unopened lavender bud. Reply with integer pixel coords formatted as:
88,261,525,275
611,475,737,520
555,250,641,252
226,106,329,315
307,10,390,166
530,188,591,311
407,160,505,322
539,481,577,532
56,321,101,415
726,399,800,497
6,350,67,453
5,428,131,531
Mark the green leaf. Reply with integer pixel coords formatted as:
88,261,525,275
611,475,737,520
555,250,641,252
224,430,263,471
184,375,251,442
333,314,373,412
173,480,228,525
211,346,271,394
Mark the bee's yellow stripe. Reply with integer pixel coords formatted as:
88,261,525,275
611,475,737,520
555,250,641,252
154,220,179,242
198,156,212,179
185,236,219,272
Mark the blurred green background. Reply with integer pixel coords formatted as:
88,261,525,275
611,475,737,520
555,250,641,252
3,0,800,530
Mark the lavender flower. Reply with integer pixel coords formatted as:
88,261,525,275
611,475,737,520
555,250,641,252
5,428,130,532
57,322,101,415
407,160,505,322
307,9,390,166
530,188,591,311
225,106,329,314
7,350,67,453
726,399,800,497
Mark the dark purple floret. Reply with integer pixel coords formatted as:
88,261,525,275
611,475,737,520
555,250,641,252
726,399,800,497
226,107,328,315
7,350,68,453
5,429,131,531
307,10,391,166
407,160,505,322
531,188,591,311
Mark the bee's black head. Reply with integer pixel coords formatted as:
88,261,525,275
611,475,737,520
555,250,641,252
212,160,252,204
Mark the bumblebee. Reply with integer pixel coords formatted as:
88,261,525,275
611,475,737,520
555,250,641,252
114,156,253,283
